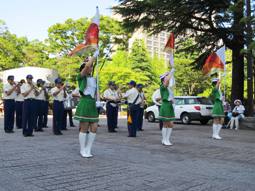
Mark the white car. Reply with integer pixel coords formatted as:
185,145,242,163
145,96,213,125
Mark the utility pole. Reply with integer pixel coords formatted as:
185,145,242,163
246,0,254,116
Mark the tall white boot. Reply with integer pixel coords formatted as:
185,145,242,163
79,132,87,157
212,124,217,139
230,118,235,129
235,118,239,130
165,128,173,146
84,132,96,158
215,124,222,140
161,128,167,145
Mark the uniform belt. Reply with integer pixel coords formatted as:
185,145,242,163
54,100,63,102
25,98,35,100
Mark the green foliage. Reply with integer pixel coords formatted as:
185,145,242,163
129,39,156,85
174,58,210,96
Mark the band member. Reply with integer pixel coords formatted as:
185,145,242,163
15,79,25,129
34,79,45,132
51,78,66,135
74,50,99,158
41,80,49,128
211,78,224,139
3,75,17,133
152,89,163,130
21,75,37,137
137,84,146,131
159,70,175,146
123,80,141,137
103,81,120,133
63,84,75,129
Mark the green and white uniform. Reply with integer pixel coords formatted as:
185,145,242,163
159,84,175,121
211,87,224,118
74,74,99,122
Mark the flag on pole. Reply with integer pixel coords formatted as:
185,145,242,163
202,46,226,75
164,32,174,66
69,7,100,56
164,32,175,87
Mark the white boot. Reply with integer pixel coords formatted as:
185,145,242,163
235,118,239,130
212,124,217,139
230,118,234,129
84,132,96,158
215,124,222,140
165,128,173,146
79,132,87,157
161,128,167,145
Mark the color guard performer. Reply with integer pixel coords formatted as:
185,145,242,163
3,75,17,133
211,78,224,139
74,50,99,158
51,78,66,135
159,70,175,146
21,75,37,137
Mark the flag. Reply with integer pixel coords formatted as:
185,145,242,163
164,32,174,66
164,32,175,87
202,46,225,75
69,7,100,56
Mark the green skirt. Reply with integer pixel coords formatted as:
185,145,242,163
212,100,224,118
74,95,99,122
159,101,175,121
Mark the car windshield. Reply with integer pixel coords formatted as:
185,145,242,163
197,97,213,105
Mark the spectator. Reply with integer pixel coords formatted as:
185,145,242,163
230,99,245,130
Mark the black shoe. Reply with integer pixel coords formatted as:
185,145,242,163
61,128,68,131
24,134,34,137
5,130,14,133
109,130,117,133
138,129,144,131
54,132,63,135
70,124,75,127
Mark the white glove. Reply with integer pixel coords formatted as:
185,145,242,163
96,101,103,108
93,49,99,58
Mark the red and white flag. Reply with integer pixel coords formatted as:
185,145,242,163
164,32,175,87
202,46,225,75
69,7,100,56
164,32,174,66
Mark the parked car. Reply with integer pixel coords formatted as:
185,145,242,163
145,96,213,124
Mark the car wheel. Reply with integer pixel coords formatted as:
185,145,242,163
200,119,209,125
181,113,191,124
147,112,155,122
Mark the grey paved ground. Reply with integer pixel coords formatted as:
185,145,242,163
0,116,255,191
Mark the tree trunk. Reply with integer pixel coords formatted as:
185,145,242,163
231,0,245,106
231,47,244,104
246,0,254,116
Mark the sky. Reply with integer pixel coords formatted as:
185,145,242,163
0,0,118,40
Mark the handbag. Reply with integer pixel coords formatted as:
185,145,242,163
128,94,140,111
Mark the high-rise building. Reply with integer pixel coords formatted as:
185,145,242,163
128,29,170,61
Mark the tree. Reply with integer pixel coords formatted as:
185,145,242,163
47,16,130,57
174,58,210,96
129,39,156,85
114,0,246,104
0,21,28,70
